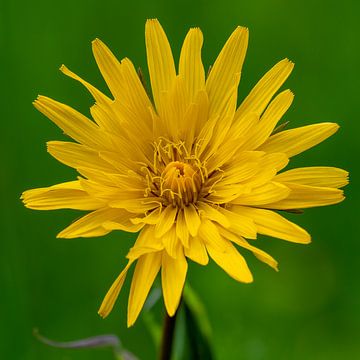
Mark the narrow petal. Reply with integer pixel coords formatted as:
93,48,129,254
231,182,290,206
117,57,154,123
233,206,311,243
219,228,278,270
60,64,111,106
34,96,110,149
155,206,178,238
162,226,179,258
176,210,189,248
145,19,176,116
132,208,162,225
162,248,188,316
98,261,133,318
21,181,103,211
57,208,133,238
160,76,188,139
91,42,154,138
198,219,226,251
263,183,345,209
92,38,124,100
89,102,123,134
275,167,349,188
217,207,257,239
197,201,230,228
206,238,253,283
206,26,248,116
241,90,294,150
235,58,294,121
47,141,117,173
179,27,205,101
127,252,162,327
183,204,201,237
126,226,163,260
184,237,209,265
258,123,339,157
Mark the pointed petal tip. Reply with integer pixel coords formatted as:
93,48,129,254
146,18,159,24
127,308,140,328
33,95,42,105
126,319,134,328
166,307,177,318
236,25,249,32
97,309,108,319
56,230,72,239
91,38,101,45
145,18,161,30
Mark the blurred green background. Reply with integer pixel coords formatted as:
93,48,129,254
1,0,358,358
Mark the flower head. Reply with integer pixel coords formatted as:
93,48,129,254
22,19,348,326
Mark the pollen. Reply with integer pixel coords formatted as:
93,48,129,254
161,161,201,207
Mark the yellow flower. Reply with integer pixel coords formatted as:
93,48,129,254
22,19,348,327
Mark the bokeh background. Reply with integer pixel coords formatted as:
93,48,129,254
1,0,359,359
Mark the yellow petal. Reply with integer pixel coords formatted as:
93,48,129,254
109,197,161,214
233,206,311,243
131,208,162,225
92,38,123,98
206,238,253,283
217,207,257,239
98,261,133,318
205,183,246,204
21,181,103,211
89,102,123,136
197,201,230,228
219,228,278,270
231,182,290,206
92,41,154,139
47,141,116,173
60,64,111,106
206,26,248,116
145,19,176,116
162,247,188,316
182,90,210,150
258,122,339,157
102,220,143,233
57,208,132,238
183,204,201,237
127,252,162,327
275,167,349,188
117,57,154,124
235,58,294,121
241,90,294,150
179,27,205,101
263,183,345,209
184,236,209,265
176,209,190,248
160,76,188,139
198,219,225,251
155,206,178,238
126,226,163,260
162,226,179,258
34,96,111,149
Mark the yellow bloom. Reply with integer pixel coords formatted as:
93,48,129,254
22,19,348,327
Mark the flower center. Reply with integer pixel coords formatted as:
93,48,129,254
161,161,201,207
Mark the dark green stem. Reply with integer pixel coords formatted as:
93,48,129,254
159,309,178,360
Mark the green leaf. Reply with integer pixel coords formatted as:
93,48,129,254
182,284,214,360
